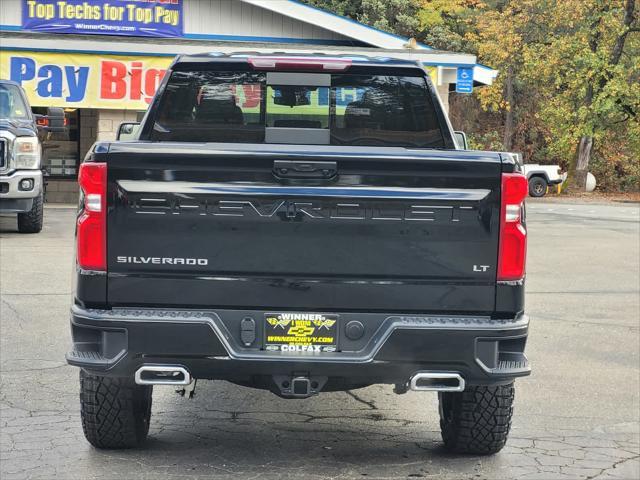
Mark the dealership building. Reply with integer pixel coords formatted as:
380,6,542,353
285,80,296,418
0,0,496,202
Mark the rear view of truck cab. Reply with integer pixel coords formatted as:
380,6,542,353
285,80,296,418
67,53,530,454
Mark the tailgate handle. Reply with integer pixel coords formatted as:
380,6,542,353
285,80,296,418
273,160,337,179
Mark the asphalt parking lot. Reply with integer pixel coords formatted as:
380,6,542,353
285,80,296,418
1,199,639,480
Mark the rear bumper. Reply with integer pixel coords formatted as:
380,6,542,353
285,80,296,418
66,305,530,387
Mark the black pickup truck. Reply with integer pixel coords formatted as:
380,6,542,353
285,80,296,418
67,53,530,454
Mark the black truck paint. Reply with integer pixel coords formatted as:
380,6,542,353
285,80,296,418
67,53,530,453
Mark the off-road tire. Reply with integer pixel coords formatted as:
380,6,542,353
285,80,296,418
439,382,515,455
79,370,153,449
528,176,548,197
17,192,43,233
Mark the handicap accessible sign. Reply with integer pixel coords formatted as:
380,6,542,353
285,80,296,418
22,0,183,38
456,67,474,93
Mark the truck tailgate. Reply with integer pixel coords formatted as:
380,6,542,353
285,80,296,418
106,144,502,313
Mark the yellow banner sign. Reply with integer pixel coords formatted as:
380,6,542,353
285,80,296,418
424,66,438,84
0,50,174,110
0,50,441,111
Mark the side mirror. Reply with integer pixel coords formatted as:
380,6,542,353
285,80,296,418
35,107,67,133
117,122,140,141
453,131,468,150
513,152,524,166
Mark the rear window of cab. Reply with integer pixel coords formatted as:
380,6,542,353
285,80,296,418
149,70,445,148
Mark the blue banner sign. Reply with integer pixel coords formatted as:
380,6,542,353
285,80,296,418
456,67,474,93
22,0,183,38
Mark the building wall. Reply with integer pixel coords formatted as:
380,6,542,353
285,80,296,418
46,108,99,203
436,84,450,114
184,0,346,41
1,0,351,42
79,109,98,161
44,178,79,203
47,109,136,204
96,110,139,142
0,1,19,25
3,0,459,203
1,0,463,113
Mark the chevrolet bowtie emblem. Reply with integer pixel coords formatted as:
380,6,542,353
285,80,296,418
287,325,315,337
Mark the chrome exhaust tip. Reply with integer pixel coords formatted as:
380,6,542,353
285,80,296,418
134,365,192,386
409,372,465,392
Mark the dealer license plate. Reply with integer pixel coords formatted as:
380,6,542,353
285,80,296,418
264,313,338,353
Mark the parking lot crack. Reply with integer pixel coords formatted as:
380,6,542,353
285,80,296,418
345,391,377,410
0,298,25,331
584,454,640,479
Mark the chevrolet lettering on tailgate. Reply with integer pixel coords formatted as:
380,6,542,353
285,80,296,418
131,196,477,223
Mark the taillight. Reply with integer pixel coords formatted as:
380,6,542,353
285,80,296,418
248,56,352,72
497,173,528,281
77,162,107,271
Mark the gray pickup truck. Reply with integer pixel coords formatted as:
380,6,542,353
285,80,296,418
0,80,64,233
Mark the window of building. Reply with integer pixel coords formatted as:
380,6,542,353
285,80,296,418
33,108,80,177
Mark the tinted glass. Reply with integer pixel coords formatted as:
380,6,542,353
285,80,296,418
0,84,29,120
331,75,444,148
266,86,330,129
150,70,444,148
150,71,266,143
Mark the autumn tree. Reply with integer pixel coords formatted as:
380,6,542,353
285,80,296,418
416,0,482,52
303,0,640,191
302,0,421,37
525,0,639,189
467,0,639,189
467,1,528,152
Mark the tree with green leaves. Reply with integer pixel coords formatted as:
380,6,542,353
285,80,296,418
304,0,639,191
416,0,482,52
540,0,639,190
461,0,639,190
502,0,638,189
303,0,421,37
